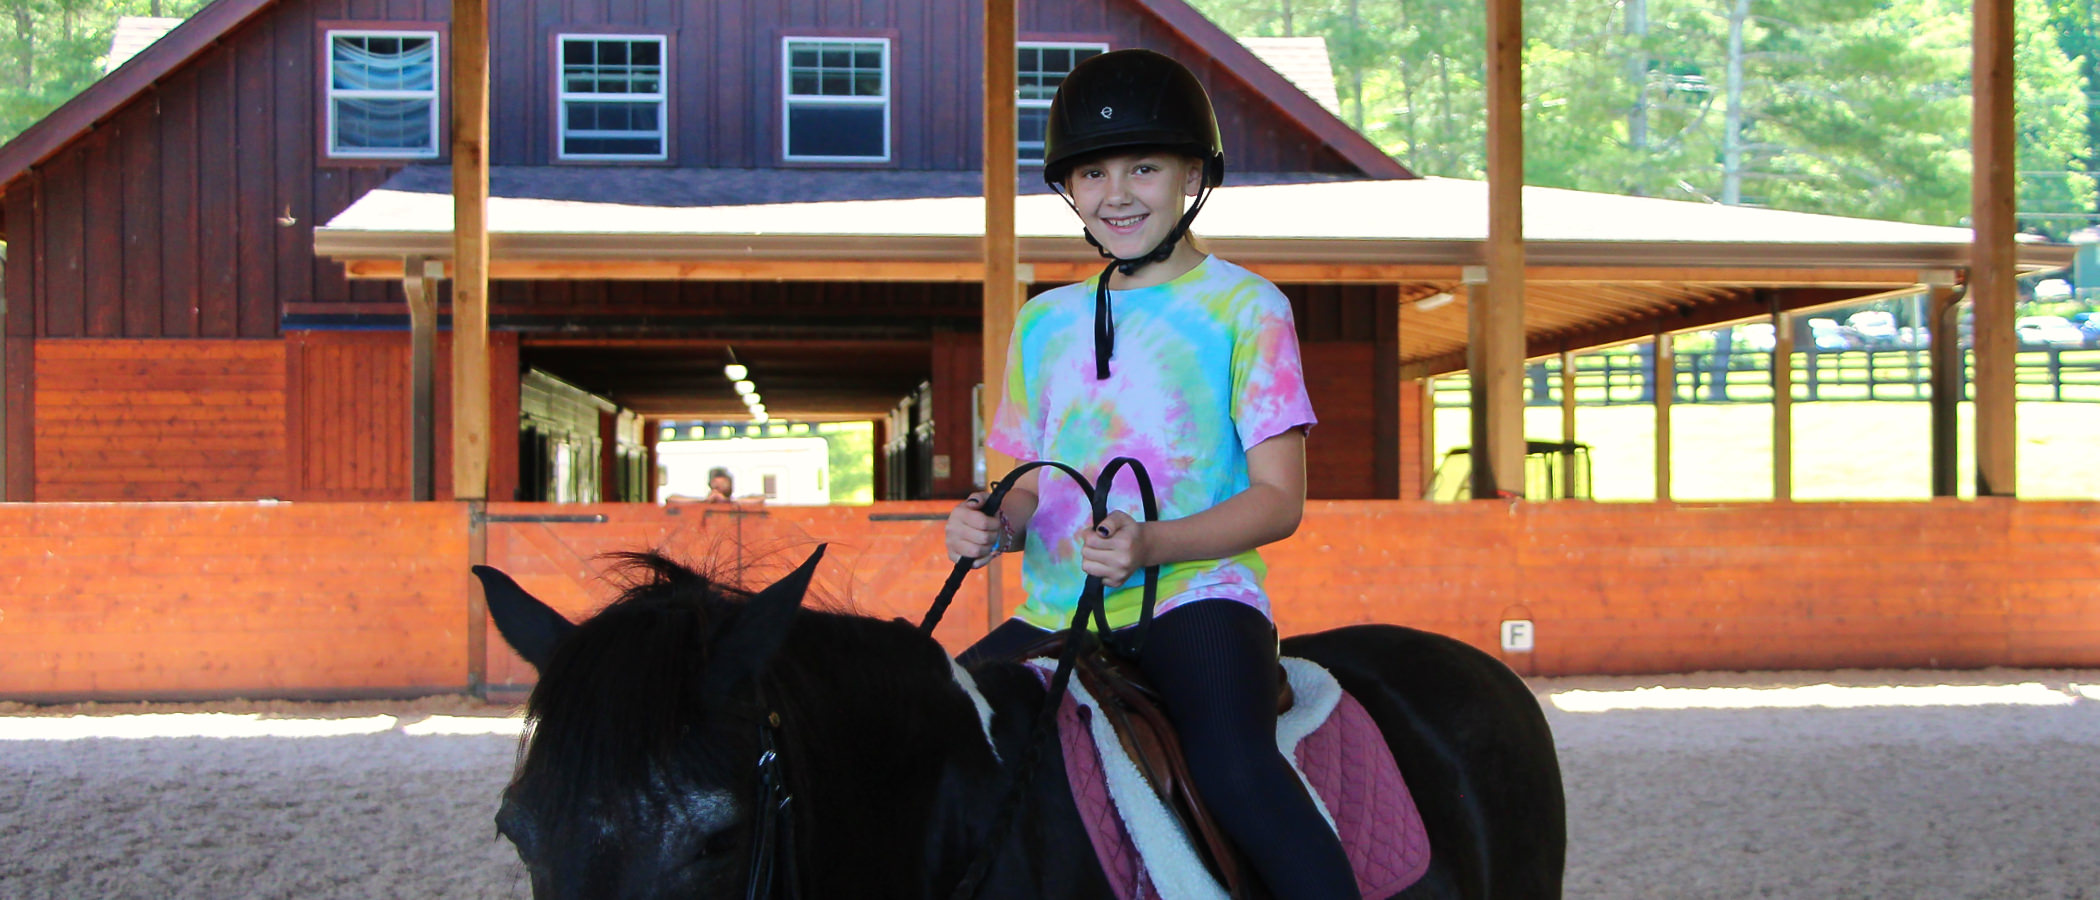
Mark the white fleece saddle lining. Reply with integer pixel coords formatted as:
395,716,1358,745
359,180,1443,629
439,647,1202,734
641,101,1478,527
1023,656,1345,900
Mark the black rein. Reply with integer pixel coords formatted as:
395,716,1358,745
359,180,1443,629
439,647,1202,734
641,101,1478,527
921,456,1163,900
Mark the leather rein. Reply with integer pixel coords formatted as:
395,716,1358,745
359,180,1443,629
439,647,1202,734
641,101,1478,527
734,456,1160,900
920,456,1162,900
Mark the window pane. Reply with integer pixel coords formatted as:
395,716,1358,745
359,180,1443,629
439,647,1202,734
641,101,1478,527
562,38,663,98
787,104,884,158
1018,107,1048,160
787,40,885,98
565,135,664,156
332,34,435,92
335,97,433,151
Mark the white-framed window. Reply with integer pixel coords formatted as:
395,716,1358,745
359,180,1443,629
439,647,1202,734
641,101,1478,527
1018,42,1106,165
781,37,890,162
558,34,669,160
326,30,441,159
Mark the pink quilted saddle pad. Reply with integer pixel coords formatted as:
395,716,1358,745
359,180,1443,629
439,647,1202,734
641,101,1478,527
1048,660,1432,899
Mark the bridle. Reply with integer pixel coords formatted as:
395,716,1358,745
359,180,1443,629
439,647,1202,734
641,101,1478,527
742,686,801,900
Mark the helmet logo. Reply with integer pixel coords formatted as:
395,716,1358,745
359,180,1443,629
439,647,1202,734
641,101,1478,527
1100,106,1114,119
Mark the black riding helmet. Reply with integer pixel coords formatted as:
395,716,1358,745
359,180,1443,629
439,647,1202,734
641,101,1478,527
1042,49,1226,189
1042,49,1226,379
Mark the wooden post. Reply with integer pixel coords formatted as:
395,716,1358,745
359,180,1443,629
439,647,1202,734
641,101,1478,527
1559,347,1577,443
451,0,491,501
1653,326,1673,502
1560,346,1577,500
1926,273,1964,497
0,248,8,500
981,0,1019,628
1971,0,2016,497
404,257,439,502
1474,0,1526,499
1771,301,1794,501
1420,375,1437,499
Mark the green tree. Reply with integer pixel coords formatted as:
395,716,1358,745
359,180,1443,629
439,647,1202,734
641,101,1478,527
0,0,208,145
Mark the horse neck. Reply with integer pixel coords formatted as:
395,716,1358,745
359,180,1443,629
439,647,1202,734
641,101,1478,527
771,620,1011,891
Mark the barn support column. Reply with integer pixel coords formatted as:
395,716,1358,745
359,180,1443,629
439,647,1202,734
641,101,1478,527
1925,271,1965,497
0,248,8,500
452,0,492,695
403,257,440,502
1473,0,1525,499
981,0,1019,628
451,0,492,502
1970,0,2017,496
1653,324,1673,502
1769,296,1794,501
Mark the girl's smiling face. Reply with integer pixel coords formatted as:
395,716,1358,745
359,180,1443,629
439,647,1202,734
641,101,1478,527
1064,150,1206,264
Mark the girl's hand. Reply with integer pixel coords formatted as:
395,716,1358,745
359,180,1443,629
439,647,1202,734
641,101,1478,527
1081,510,1148,589
945,493,1001,569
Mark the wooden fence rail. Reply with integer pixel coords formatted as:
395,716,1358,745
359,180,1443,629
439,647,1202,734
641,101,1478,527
1434,347,2100,406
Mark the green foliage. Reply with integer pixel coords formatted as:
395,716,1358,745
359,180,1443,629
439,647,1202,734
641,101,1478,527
0,0,211,145
1188,0,2097,233
817,421,875,504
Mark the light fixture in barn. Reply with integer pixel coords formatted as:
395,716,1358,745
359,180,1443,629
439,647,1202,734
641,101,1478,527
724,347,767,423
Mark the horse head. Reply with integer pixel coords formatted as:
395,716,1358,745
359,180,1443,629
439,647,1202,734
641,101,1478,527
473,545,825,899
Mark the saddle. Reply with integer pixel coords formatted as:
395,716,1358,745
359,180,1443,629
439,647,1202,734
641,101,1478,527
1017,634,1294,900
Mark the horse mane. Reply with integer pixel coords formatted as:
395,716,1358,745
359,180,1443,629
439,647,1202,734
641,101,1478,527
512,549,962,829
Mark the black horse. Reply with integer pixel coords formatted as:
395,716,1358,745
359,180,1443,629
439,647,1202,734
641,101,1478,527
477,547,1565,899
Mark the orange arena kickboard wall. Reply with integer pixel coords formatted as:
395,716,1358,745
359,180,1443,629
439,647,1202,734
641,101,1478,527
0,503,469,701
3,499,2095,702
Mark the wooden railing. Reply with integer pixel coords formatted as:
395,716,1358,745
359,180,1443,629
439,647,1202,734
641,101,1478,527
1433,346,2100,405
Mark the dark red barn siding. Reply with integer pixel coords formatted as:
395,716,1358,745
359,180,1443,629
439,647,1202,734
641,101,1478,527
5,0,1374,339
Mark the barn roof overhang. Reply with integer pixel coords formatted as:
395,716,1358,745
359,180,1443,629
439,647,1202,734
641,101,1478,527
314,167,2076,383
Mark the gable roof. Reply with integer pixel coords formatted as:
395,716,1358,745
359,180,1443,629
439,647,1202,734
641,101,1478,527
105,16,185,75
1239,37,1342,116
0,0,278,191
0,0,1403,195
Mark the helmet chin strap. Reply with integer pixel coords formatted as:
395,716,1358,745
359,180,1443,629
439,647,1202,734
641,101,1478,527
1055,184,1214,380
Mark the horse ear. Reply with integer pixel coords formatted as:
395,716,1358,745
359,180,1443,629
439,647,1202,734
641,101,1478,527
705,544,826,695
473,565,576,673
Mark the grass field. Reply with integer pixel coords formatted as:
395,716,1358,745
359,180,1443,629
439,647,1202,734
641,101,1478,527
1429,400,2100,502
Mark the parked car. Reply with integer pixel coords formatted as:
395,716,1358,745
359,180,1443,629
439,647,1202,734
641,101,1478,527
2073,312,2100,348
1735,322,1778,352
1847,310,1900,348
2015,315,2085,349
1807,317,1861,351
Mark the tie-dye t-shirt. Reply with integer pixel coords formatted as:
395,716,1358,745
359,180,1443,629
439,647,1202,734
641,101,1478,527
986,255,1317,631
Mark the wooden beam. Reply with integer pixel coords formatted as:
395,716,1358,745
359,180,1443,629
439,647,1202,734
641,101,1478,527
1926,275,1964,497
1971,0,2017,497
1771,300,1794,501
1474,0,1525,500
450,0,491,501
404,258,438,502
1401,286,1896,380
982,0,1019,496
337,256,1946,289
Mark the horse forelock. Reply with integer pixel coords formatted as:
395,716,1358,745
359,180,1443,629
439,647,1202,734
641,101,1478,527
513,552,764,825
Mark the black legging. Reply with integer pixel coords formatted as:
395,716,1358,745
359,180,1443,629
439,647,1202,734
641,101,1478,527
960,600,1362,900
